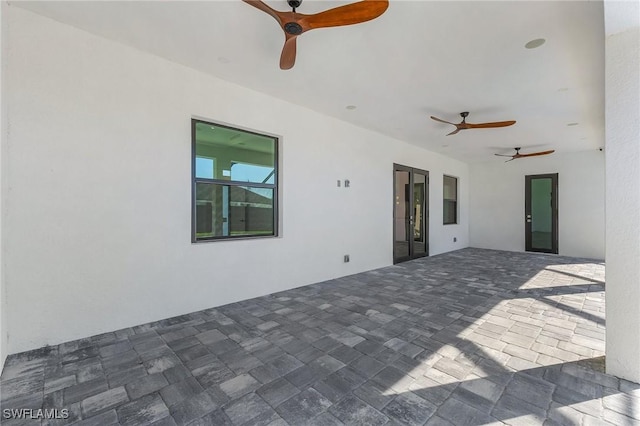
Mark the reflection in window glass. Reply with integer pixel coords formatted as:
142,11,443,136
195,157,214,179
231,163,275,184
194,121,275,183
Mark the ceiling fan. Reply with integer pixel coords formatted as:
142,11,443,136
242,0,389,70
494,147,555,162
430,112,516,136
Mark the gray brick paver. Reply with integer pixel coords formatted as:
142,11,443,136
159,376,204,408
383,391,436,425
219,373,260,399
275,388,332,424
169,391,219,425
222,392,275,425
80,386,129,418
116,393,170,426
125,372,169,400
63,377,109,405
257,378,300,408
437,396,500,426
329,394,389,425
0,249,621,426
73,409,119,426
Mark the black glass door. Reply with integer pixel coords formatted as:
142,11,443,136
525,173,558,254
394,164,429,263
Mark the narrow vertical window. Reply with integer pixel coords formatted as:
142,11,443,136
443,175,458,225
192,119,278,241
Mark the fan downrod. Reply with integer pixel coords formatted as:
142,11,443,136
284,0,303,33
287,0,302,11
460,111,469,123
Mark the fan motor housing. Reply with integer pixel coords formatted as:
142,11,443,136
284,22,303,35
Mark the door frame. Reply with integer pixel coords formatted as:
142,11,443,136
525,173,559,254
393,164,429,264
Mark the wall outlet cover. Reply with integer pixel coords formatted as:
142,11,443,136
344,255,350,262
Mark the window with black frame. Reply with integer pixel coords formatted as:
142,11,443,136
443,175,458,225
192,119,278,241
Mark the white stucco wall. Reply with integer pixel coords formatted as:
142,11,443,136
604,0,640,383
469,150,605,259
2,6,469,356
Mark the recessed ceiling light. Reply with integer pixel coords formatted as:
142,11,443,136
525,38,546,49
345,105,357,110
567,123,579,126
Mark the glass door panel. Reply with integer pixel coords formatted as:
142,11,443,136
394,165,429,263
413,172,428,256
530,178,553,250
525,174,558,254
394,170,411,261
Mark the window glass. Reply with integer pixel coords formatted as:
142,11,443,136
193,119,277,241
194,122,275,183
231,163,275,184
195,183,274,238
443,175,458,225
195,157,214,179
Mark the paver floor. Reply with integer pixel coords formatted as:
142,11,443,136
1,248,638,425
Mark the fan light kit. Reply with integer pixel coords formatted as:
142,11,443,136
494,147,555,162
430,112,516,136
242,0,389,70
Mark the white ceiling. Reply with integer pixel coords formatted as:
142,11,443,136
15,0,605,163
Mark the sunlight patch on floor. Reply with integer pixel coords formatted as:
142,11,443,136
518,262,606,290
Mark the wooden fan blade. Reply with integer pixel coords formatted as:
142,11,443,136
446,128,461,136
430,116,456,126
303,0,388,30
519,150,555,158
242,0,285,24
494,154,513,157
280,35,297,70
467,120,516,129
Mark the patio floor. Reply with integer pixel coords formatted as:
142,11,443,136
1,248,638,425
